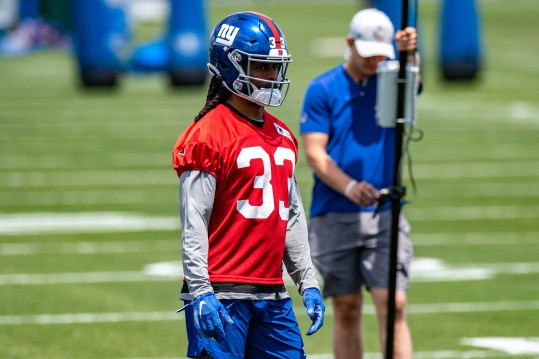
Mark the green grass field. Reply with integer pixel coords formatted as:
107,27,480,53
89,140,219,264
1,1,538,358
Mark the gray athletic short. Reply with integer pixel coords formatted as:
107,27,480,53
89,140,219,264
308,210,413,298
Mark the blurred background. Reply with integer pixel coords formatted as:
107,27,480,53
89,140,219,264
0,0,538,358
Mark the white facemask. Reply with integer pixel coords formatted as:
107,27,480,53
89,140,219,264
251,88,282,106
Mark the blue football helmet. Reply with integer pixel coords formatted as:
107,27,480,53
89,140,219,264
208,12,292,107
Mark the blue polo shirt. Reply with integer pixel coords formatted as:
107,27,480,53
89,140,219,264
299,64,395,217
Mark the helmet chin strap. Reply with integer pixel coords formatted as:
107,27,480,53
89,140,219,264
207,63,239,98
207,63,222,79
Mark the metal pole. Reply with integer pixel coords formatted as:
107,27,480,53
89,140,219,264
385,0,409,358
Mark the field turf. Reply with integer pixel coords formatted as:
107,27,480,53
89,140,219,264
1,1,538,358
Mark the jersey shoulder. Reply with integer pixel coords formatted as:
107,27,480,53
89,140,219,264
172,105,236,176
264,112,298,149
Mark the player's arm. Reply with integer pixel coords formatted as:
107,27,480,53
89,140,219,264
179,170,215,298
179,170,234,342
301,132,377,207
283,176,319,295
284,177,325,335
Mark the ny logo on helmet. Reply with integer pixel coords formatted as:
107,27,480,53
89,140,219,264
216,24,239,46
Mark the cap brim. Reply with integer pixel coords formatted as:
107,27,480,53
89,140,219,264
354,39,395,59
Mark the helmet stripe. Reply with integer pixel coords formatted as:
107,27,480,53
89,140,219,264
250,12,283,49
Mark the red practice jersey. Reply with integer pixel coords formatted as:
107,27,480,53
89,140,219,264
172,104,298,286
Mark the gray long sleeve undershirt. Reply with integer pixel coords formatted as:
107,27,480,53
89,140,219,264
179,170,319,301
179,170,215,299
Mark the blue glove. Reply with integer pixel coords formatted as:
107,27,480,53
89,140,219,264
303,287,325,336
193,292,234,342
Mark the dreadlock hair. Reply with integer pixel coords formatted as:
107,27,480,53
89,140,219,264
194,76,231,122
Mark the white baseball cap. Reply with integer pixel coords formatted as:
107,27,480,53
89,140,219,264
349,8,395,59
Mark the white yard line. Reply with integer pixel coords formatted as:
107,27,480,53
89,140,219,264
412,232,539,246
1,207,538,237
0,212,180,235
410,258,539,282
413,161,539,179
2,258,539,286
1,300,538,326
0,169,173,187
0,271,172,285
2,161,539,186
0,311,178,325
0,239,178,256
407,205,539,221
462,338,539,355
406,300,539,315
1,232,538,257
418,182,539,198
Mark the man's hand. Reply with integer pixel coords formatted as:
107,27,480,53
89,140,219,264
303,288,325,336
395,27,418,52
344,180,378,207
193,292,234,342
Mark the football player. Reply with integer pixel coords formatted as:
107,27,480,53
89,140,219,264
172,11,325,359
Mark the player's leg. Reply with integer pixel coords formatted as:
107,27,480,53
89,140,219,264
244,298,306,359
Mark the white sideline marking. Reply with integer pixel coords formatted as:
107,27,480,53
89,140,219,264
418,96,539,126
3,161,538,188
509,102,539,124
0,311,178,325
0,208,538,237
1,300,538,326
405,300,539,315
407,205,539,221
462,337,539,355
412,232,539,246
0,212,180,235
0,239,178,256
2,257,538,286
2,232,538,256
411,258,539,282
0,271,175,285
144,261,183,277
412,258,493,281
0,169,173,187
140,258,539,284
412,161,539,179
